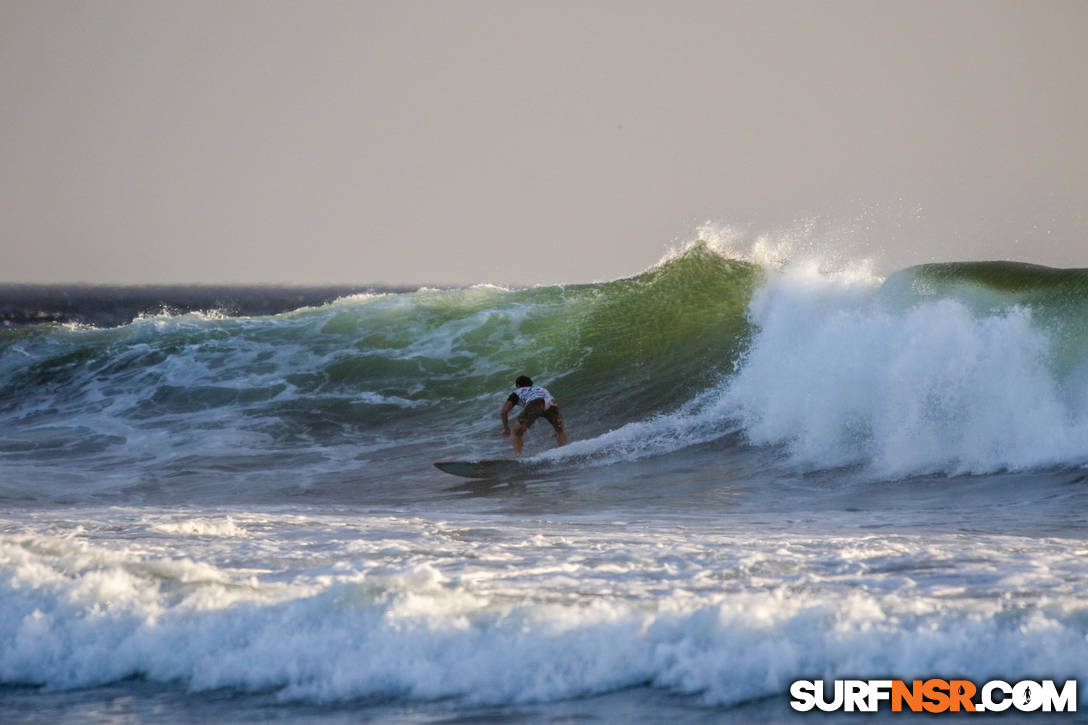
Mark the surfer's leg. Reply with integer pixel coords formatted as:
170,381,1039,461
545,407,567,446
511,423,527,455
512,404,542,455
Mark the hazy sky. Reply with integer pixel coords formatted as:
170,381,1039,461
2,0,1086,285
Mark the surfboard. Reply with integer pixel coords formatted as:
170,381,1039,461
433,459,526,479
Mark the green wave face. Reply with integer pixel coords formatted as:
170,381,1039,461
308,243,762,423
558,244,761,414
0,245,762,439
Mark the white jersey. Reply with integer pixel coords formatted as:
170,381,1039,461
511,385,555,409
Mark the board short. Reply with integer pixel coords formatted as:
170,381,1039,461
517,398,564,431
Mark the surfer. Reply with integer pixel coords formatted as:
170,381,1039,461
500,376,567,455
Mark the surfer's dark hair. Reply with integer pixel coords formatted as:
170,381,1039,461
515,376,532,387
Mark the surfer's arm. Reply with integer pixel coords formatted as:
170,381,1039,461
500,399,516,435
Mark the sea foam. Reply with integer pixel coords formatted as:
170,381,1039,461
719,260,1088,476
2,513,1086,706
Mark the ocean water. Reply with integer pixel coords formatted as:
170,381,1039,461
2,237,1087,723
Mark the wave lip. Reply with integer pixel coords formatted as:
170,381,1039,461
884,261,1088,302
